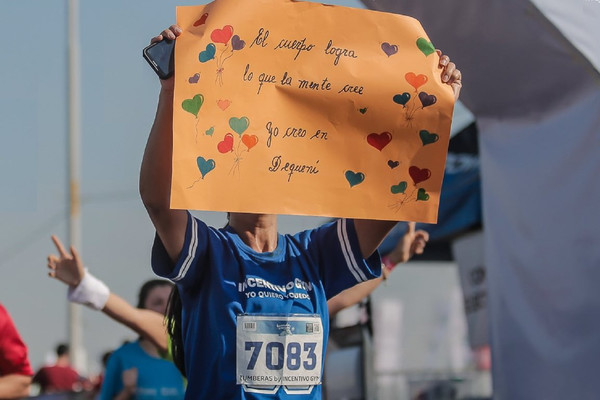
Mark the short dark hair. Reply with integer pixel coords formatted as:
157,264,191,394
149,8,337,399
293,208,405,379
136,279,173,309
56,343,69,357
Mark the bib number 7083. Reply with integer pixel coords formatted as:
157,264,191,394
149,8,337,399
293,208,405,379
245,341,317,371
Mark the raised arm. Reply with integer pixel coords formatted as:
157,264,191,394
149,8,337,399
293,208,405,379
353,51,460,258
139,25,188,263
47,236,169,353
328,222,429,316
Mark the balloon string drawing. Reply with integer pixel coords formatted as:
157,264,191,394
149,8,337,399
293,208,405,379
182,94,205,143
388,166,432,211
393,72,437,127
198,24,246,86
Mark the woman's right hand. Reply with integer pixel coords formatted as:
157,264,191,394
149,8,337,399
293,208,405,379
150,25,182,91
47,235,85,287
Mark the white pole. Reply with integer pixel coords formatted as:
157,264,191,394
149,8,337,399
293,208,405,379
68,0,85,373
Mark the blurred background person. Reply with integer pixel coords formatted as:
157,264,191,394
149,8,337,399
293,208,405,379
98,280,184,400
33,343,88,394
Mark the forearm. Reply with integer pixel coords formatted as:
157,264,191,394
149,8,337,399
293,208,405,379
139,87,187,261
353,219,397,258
140,87,175,215
0,374,31,399
102,294,169,353
327,276,383,317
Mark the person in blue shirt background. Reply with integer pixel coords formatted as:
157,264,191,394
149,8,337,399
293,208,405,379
99,280,185,400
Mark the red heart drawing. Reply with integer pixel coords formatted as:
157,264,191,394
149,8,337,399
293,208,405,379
211,25,234,44
366,132,392,151
242,134,258,151
405,72,428,91
193,13,209,27
217,133,234,153
409,166,431,185
217,99,231,111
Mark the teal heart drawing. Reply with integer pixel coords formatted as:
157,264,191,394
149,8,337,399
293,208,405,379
199,43,216,63
196,156,215,179
205,126,214,136
345,170,365,187
417,188,430,201
393,92,411,106
419,130,439,146
391,181,408,194
416,37,435,56
359,107,367,114
182,94,204,117
229,116,249,135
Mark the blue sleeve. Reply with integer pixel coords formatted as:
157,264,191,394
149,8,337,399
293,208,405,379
151,211,212,289
306,218,382,299
99,351,122,400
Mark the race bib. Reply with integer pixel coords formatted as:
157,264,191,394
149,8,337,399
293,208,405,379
236,314,323,386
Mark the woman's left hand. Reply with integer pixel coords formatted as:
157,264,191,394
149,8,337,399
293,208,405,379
437,50,462,101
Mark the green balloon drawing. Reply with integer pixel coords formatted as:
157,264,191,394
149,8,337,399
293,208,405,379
182,94,204,117
229,116,250,135
417,188,430,201
419,130,439,146
416,37,435,56
391,181,408,194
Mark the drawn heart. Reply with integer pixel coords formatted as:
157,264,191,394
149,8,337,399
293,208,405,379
217,133,234,153
196,156,215,179
418,92,437,108
205,126,214,136
387,160,399,169
367,132,392,151
229,116,249,135
345,170,365,188
193,13,209,27
231,35,245,51
211,25,233,44
405,72,428,91
242,134,258,151
416,37,435,56
391,181,407,194
181,94,204,117
417,188,430,201
217,99,231,111
198,43,216,63
392,92,411,107
188,73,200,84
409,166,431,185
359,107,367,114
419,130,439,146
381,42,398,57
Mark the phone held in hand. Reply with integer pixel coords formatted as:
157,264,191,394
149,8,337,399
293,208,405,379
142,39,175,80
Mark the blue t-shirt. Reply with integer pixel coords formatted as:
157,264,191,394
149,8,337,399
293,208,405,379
152,214,381,400
100,340,185,400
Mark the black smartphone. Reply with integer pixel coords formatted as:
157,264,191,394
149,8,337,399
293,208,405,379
143,39,175,80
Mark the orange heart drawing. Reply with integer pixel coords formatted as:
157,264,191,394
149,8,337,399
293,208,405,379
242,134,258,151
217,99,231,111
405,72,428,90
211,25,234,44
193,13,208,27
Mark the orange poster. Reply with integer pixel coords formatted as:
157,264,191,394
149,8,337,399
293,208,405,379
171,0,455,223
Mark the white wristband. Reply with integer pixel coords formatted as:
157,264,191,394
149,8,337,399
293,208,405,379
67,270,110,311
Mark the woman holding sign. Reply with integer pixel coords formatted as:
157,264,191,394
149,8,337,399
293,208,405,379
140,24,460,400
